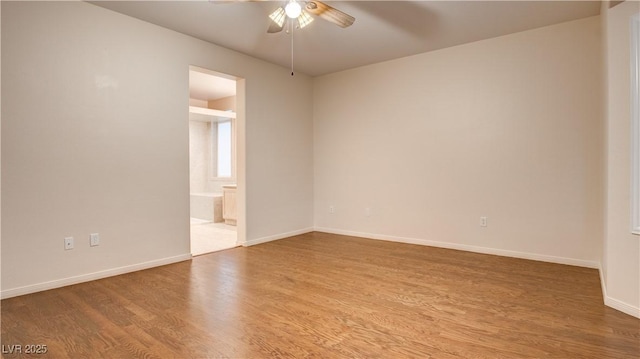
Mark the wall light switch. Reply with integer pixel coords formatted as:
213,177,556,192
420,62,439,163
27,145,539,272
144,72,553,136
90,233,100,247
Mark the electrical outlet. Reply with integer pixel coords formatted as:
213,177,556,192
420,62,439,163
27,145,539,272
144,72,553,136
90,233,100,247
64,237,74,250
365,207,371,217
480,216,488,227
329,205,335,214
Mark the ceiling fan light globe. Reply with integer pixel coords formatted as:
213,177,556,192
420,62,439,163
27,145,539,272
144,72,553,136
285,1,302,19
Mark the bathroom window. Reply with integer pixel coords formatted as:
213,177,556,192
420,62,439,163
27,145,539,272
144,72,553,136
210,118,234,179
632,13,640,235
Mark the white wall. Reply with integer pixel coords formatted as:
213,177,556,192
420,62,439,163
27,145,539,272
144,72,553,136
602,1,640,318
314,16,603,267
1,1,314,296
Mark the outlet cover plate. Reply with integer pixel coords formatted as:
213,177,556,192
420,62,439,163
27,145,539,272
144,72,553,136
64,237,74,250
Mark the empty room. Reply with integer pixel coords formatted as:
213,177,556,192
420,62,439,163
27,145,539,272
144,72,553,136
1,1,639,358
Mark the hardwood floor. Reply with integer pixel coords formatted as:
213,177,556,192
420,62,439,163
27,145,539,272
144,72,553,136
2,232,639,358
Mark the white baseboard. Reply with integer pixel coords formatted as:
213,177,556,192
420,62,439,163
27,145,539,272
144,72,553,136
314,227,600,269
1,253,192,300
2,226,311,299
598,265,640,319
605,296,640,318
243,227,314,247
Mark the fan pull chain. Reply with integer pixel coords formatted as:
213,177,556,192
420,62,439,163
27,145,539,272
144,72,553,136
290,20,294,76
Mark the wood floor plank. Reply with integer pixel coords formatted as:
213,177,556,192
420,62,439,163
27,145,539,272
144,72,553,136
2,232,639,358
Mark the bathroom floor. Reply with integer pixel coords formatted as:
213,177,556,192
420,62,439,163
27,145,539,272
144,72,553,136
190,219,238,256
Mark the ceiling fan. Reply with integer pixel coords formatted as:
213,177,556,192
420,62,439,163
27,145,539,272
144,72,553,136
213,0,355,75
266,0,355,33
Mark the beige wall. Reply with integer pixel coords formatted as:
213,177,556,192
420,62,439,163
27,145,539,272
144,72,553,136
1,1,314,296
314,16,603,267
189,98,208,108
603,0,640,317
208,96,236,112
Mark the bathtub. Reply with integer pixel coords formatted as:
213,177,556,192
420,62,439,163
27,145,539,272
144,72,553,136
190,192,223,223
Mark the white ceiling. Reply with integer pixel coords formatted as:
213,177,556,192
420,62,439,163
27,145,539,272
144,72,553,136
91,1,601,77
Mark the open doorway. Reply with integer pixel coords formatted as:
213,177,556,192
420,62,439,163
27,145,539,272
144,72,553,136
188,66,239,255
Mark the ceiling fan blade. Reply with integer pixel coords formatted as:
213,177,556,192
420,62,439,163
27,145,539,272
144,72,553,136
268,21,285,33
267,6,286,33
304,1,355,28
